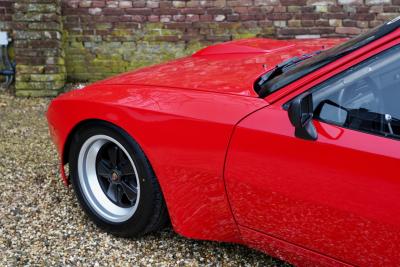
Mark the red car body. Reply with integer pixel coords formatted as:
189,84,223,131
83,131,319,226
47,25,400,266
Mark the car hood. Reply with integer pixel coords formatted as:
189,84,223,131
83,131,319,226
100,38,344,97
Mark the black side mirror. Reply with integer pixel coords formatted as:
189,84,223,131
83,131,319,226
288,93,318,141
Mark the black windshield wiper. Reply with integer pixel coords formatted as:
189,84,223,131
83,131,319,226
257,45,365,97
315,39,371,66
256,17,400,98
257,51,322,89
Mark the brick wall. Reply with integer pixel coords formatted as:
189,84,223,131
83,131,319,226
62,0,399,83
12,1,66,97
63,0,400,39
0,0,13,33
0,0,399,96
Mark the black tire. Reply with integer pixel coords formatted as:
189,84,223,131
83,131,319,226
69,121,169,237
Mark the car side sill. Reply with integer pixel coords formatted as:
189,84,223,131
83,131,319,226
239,225,354,267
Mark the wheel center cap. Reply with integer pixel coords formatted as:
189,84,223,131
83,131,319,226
111,172,120,182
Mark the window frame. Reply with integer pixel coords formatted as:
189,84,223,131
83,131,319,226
284,43,400,141
257,17,400,98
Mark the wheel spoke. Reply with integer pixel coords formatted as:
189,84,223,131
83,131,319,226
106,184,117,202
121,172,136,177
121,181,138,202
115,185,124,205
108,146,119,166
97,159,111,178
117,149,125,166
99,176,111,188
120,166,135,176
80,135,142,222
119,160,134,176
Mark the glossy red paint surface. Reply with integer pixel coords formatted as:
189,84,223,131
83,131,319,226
97,38,343,97
47,84,268,242
47,28,400,266
225,107,400,266
225,29,400,266
240,226,352,267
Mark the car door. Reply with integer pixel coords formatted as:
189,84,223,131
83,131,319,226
225,44,400,266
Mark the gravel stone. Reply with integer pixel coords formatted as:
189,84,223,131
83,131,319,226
0,91,290,266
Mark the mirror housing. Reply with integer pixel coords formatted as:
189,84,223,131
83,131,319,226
288,93,318,141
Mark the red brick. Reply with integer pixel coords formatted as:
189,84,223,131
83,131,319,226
343,19,357,27
356,6,370,13
301,6,315,12
233,6,248,13
353,13,375,20
267,13,292,20
227,14,240,21
182,8,205,14
92,1,106,8
165,22,191,29
148,15,159,22
239,14,256,21
133,1,146,8
335,26,361,35
227,0,253,7
321,13,348,19
280,0,307,5
383,6,399,12
155,35,180,42
154,8,180,15
103,8,124,16
186,14,199,22
156,2,170,9
301,20,315,27
206,8,233,15
315,20,330,26
125,8,152,15
206,35,231,42
199,14,213,21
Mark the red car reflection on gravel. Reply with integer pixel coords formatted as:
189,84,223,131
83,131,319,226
47,17,400,266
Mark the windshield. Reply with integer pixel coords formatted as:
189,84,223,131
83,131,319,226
256,16,400,98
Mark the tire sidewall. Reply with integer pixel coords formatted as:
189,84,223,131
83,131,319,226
69,123,157,236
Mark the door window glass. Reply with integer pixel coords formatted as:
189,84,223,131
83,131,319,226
312,45,400,139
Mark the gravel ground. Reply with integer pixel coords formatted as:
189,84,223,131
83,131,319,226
0,91,289,266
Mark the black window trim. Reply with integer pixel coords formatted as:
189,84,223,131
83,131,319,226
283,43,400,141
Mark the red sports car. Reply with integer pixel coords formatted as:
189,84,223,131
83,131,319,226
47,18,400,266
